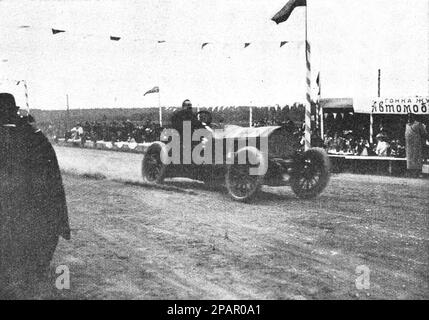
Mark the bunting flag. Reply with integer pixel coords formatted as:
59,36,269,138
47,25,298,51
143,86,159,96
271,0,306,24
280,41,288,47
52,28,65,35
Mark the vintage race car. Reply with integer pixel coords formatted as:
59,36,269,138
142,111,331,202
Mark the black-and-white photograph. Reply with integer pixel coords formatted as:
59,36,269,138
0,0,428,305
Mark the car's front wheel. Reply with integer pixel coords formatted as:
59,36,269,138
225,146,265,202
290,147,331,199
142,143,166,183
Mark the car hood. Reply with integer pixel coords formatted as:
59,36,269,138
212,125,281,139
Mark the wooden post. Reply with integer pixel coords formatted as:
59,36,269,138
249,106,253,127
370,69,380,143
158,90,162,127
65,94,70,136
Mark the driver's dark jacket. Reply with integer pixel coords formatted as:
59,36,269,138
170,108,203,135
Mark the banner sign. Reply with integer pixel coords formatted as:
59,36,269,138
353,97,429,114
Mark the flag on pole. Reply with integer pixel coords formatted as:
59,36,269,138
144,86,159,96
271,0,306,24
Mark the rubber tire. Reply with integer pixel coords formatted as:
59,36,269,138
142,143,166,183
225,146,265,202
290,147,331,199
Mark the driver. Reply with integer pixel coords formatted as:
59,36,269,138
170,99,203,136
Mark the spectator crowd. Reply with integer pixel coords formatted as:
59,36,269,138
321,112,414,157
58,119,162,143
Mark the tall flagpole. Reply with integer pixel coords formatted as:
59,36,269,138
304,3,312,151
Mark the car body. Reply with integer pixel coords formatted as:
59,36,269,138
142,113,331,201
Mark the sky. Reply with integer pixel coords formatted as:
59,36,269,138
0,0,428,110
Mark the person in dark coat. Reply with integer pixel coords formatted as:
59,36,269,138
405,113,428,177
170,99,202,135
0,93,70,298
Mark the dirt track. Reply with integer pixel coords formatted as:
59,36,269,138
35,146,429,299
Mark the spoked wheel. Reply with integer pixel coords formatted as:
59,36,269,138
290,147,331,199
225,147,265,202
142,143,166,183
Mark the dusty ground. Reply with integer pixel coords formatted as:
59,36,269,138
31,147,429,299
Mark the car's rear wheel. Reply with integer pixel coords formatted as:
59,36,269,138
225,147,265,202
290,147,330,199
142,143,166,183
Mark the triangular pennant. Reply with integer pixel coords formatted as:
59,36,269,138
280,41,288,47
244,43,251,48
201,42,209,49
144,86,159,96
52,28,65,35
110,36,121,41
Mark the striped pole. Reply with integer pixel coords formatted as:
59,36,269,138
304,6,311,151
23,80,30,114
